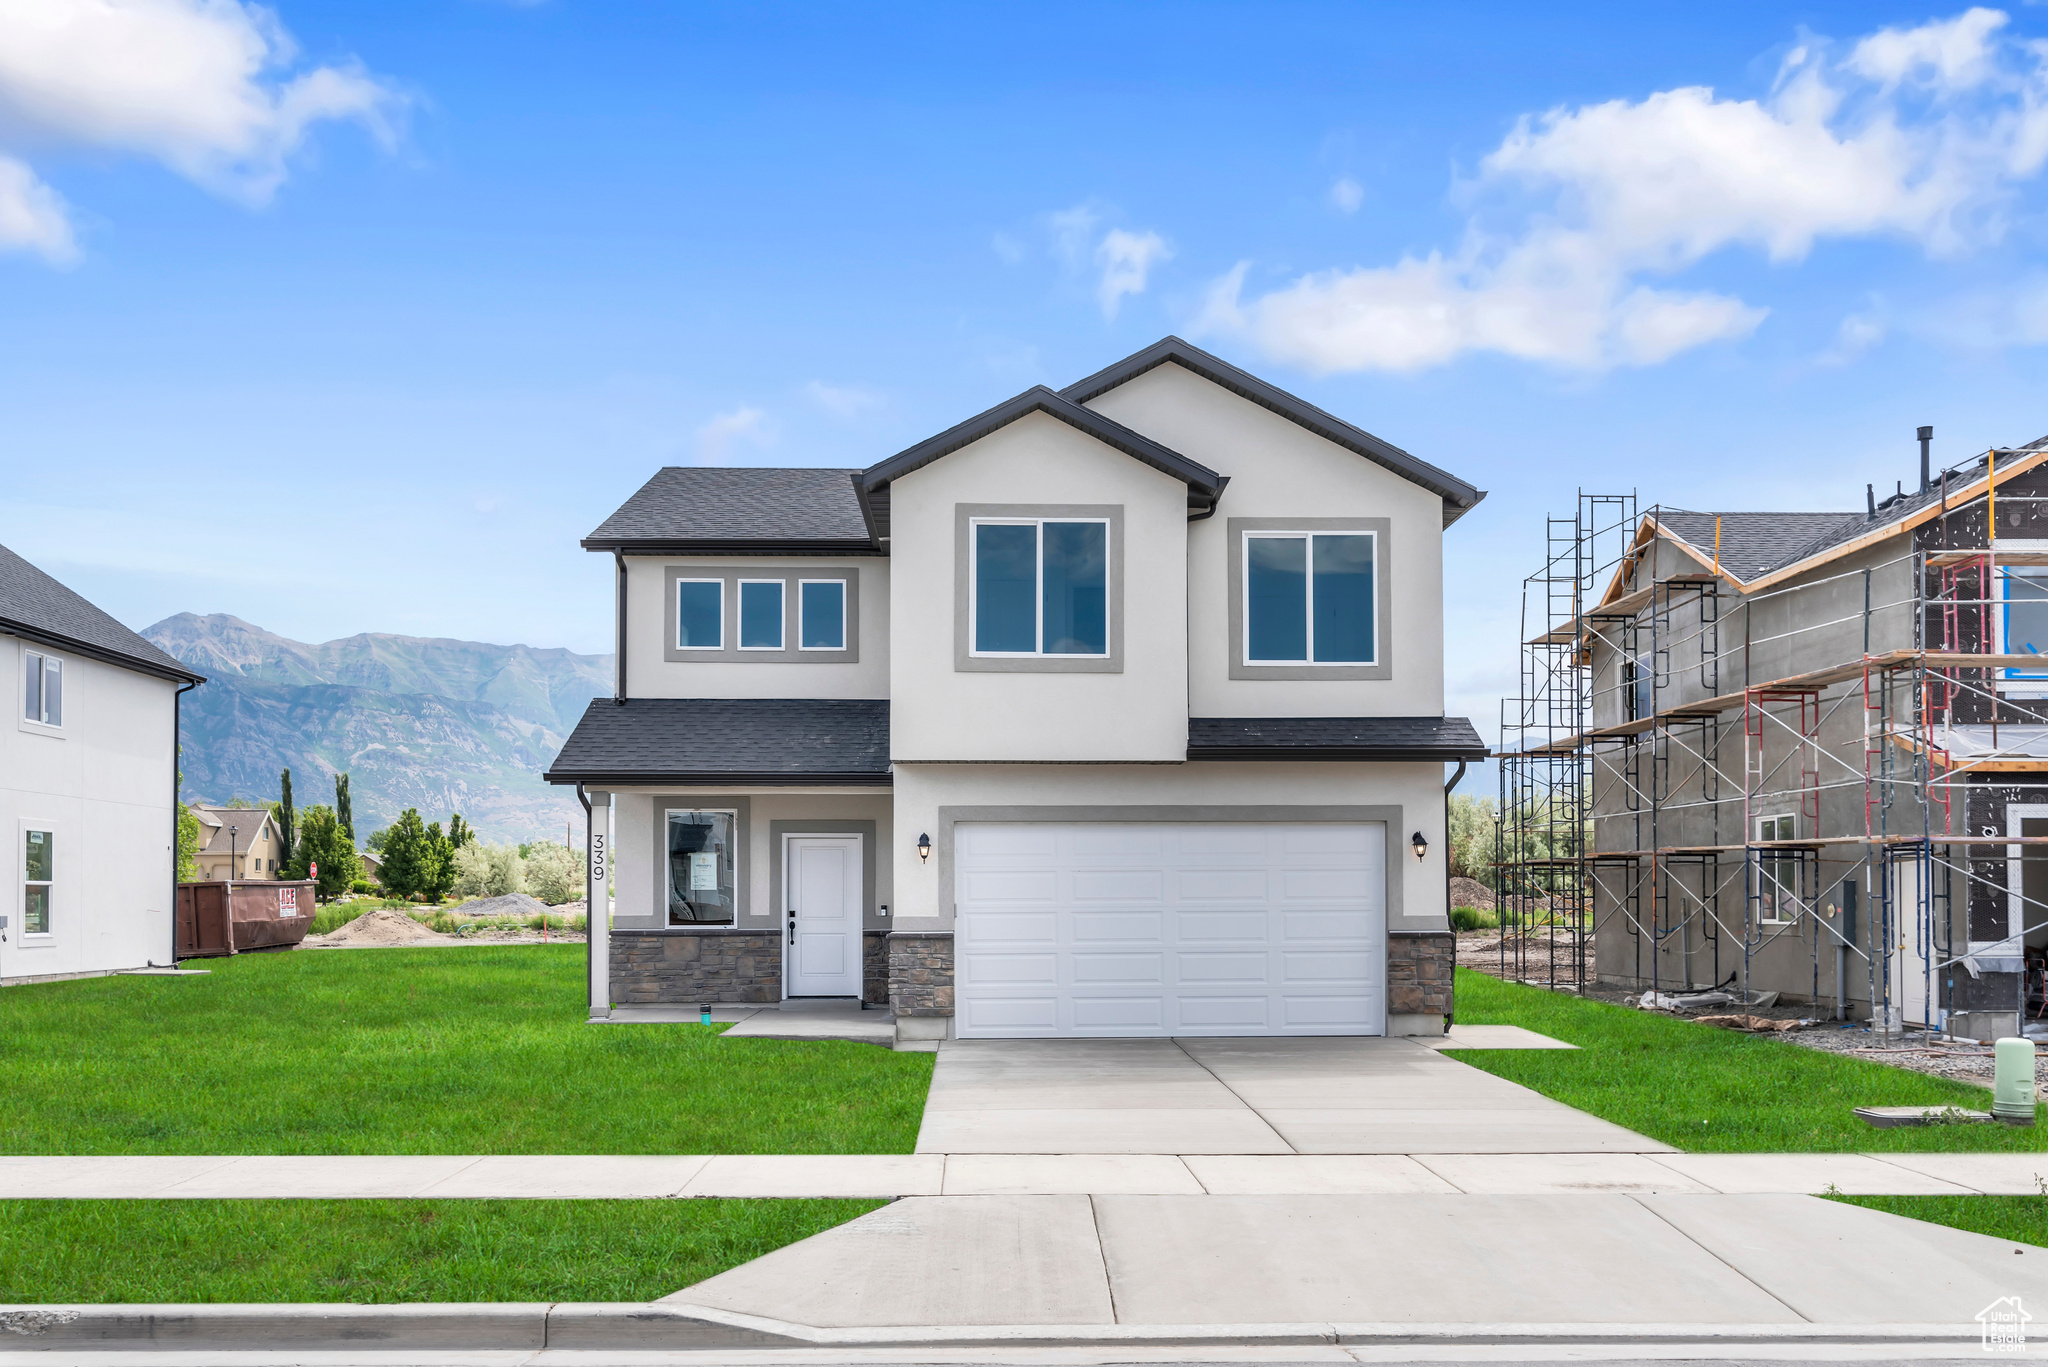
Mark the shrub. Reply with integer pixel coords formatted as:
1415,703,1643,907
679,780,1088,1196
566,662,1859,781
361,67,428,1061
1451,905,1498,931
308,903,356,935
350,880,376,895
524,840,586,905
454,842,525,899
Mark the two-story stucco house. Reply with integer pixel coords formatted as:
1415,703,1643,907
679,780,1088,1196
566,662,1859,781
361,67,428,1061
546,339,1488,1045
190,806,286,881
1,543,206,985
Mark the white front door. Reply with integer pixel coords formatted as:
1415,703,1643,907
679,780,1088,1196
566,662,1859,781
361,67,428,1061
786,834,863,997
954,821,1387,1038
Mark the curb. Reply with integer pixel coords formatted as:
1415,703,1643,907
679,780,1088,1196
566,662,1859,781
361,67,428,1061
0,1303,1994,1352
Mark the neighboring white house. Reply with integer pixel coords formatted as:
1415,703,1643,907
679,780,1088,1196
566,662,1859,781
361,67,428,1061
547,338,1488,1044
1,543,206,985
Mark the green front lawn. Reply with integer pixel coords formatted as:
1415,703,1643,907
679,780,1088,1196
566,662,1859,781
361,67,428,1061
1824,1194,2048,1249
0,947,931,1154
0,1198,882,1302
1449,968,2046,1151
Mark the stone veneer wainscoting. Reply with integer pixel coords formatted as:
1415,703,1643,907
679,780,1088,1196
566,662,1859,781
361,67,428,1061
1388,930,1454,1026
611,930,781,1005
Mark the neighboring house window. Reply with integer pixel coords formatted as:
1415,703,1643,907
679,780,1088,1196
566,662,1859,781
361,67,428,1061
970,518,1109,657
1756,814,1799,924
667,810,736,925
1622,650,1653,721
2004,569,2048,681
738,580,784,650
1243,531,1376,664
23,827,52,935
23,650,61,726
800,580,847,650
675,580,722,649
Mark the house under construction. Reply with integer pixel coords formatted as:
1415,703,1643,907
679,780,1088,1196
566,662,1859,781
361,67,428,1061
1498,428,2048,1042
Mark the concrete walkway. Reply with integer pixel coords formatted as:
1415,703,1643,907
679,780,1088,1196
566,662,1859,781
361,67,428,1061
4,1150,2044,1197
595,999,895,1045
669,1191,2048,1329
916,1035,1662,1154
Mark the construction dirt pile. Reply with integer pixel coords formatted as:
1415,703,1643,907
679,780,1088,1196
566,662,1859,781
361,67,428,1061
1448,877,1494,910
303,907,453,948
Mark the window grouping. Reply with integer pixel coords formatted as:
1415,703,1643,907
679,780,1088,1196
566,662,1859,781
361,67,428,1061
23,650,61,726
1243,531,1377,665
971,518,1109,657
675,577,848,652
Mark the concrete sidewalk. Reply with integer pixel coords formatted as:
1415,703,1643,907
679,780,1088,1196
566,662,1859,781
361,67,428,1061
3,1150,2044,1197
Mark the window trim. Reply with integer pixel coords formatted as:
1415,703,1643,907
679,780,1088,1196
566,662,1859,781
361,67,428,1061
1754,813,1800,926
19,645,64,734
736,578,787,652
798,578,849,652
1225,517,1393,682
673,577,725,652
953,503,1124,675
967,515,1112,660
20,820,55,940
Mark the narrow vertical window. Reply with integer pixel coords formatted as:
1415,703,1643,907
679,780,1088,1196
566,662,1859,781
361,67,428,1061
41,657,59,726
24,650,43,722
738,580,785,650
1041,521,1107,655
799,580,846,650
974,523,1038,653
24,828,52,934
1246,536,1308,661
675,580,723,649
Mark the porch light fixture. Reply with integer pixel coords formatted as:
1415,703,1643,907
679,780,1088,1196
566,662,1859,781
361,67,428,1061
1410,830,1428,862
917,833,932,863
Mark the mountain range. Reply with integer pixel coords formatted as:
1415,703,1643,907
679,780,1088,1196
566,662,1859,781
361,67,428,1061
143,614,612,844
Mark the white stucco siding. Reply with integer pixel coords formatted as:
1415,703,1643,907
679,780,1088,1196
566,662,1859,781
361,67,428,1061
623,556,889,699
1,639,179,981
887,411,1190,762
608,787,892,930
888,761,1448,934
1082,362,1446,718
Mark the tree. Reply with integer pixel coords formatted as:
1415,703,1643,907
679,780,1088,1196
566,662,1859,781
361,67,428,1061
448,813,473,851
176,803,203,882
288,805,360,901
336,773,354,844
454,842,524,898
365,825,390,854
277,768,296,876
524,839,586,905
422,821,458,903
378,809,431,899
1447,793,1498,887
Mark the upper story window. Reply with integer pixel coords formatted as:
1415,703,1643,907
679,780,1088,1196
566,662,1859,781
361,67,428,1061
1243,531,1376,665
1226,517,1391,682
664,566,860,664
23,649,61,727
2003,569,2048,683
676,580,723,650
971,517,1110,657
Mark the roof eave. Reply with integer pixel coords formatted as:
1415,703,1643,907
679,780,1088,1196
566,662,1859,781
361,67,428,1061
0,616,206,685
542,769,892,787
580,538,885,556
1188,745,1491,762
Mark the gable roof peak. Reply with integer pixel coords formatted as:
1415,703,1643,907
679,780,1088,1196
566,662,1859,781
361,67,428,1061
1059,336,1486,528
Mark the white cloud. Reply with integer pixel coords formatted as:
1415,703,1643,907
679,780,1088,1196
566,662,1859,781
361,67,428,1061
0,155,74,262
1818,308,1888,365
805,381,883,418
695,407,770,463
0,0,401,259
1095,228,1170,319
1047,204,1099,268
1200,9,2048,373
1329,176,1364,213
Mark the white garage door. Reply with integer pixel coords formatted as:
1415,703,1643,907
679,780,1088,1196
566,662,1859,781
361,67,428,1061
954,821,1386,1038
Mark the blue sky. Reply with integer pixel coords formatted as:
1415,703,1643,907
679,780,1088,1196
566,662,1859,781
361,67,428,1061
5,1,2048,758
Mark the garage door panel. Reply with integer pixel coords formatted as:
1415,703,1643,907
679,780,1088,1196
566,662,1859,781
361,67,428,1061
957,821,1386,1039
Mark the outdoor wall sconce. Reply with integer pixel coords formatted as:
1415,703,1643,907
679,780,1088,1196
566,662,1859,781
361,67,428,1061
917,833,932,862
1410,830,1428,862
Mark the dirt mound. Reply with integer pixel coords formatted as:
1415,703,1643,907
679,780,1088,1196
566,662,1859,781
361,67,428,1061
305,906,452,947
454,893,548,919
1449,876,1495,910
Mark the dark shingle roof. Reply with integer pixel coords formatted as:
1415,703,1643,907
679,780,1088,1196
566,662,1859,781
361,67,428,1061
581,468,875,553
1188,715,1489,761
545,698,892,785
0,542,204,682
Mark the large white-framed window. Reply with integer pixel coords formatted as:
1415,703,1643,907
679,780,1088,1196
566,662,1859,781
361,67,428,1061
969,517,1110,658
799,579,847,651
22,648,62,728
665,808,737,926
674,579,723,650
22,823,54,937
2002,568,2048,687
1242,530,1377,666
1755,814,1799,925
737,579,785,650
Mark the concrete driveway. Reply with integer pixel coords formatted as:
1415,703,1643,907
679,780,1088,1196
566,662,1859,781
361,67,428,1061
914,1035,1667,1154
